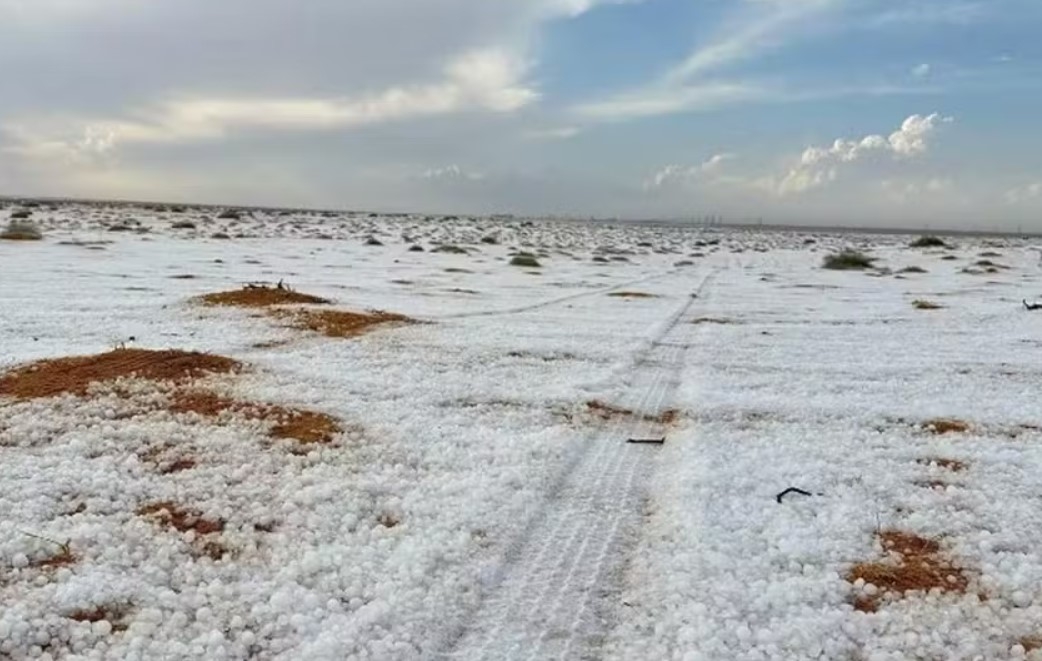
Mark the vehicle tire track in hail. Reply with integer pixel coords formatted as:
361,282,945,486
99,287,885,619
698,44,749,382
434,270,716,661
428,268,679,320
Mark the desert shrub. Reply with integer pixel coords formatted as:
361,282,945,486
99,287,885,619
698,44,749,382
1,219,42,241
217,209,241,220
408,245,424,252
9,209,32,219
433,244,468,254
899,266,927,274
912,299,943,310
910,236,948,248
365,236,384,246
823,250,875,270
510,254,541,268
171,220,196,230
480,235,499,245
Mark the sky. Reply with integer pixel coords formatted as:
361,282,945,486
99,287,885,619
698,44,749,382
1,0,1040,230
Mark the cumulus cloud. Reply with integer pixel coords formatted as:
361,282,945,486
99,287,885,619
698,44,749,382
644,153,735,190
767,113,952,194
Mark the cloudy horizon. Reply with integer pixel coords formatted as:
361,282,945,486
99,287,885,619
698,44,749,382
2,0,1040,230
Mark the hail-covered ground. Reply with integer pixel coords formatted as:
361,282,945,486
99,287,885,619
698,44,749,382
1,202,1041,661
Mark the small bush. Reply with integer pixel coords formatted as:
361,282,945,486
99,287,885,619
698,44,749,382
899,266,928,274
217,209,241,220
9,209,32,219
823,250,875,270
171,220,196,230
365,236,384,246
510,255,541,268
912,299,943,310
1,220,43,241
910,236,948,248
433,244,468,254
408,245,424,252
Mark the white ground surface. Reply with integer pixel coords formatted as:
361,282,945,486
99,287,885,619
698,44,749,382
1,203,1042,660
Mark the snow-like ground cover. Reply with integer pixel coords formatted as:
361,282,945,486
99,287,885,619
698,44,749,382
1,202,1041,660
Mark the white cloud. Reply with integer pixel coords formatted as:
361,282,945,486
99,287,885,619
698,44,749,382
644,153,735,190
911,63,931,77
573,0,836,122
1005,182,1042,205
4,49,537,158
422,165,486,182
576,83,762,120
881,176,953,203
524,126,582,140
766,113,952,194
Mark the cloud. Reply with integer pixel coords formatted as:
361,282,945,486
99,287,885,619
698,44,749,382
575,83,763,120
766,113,952,194
572,0,837,122
422,165,486,182
644,153,735,190
881,176,953,203
911,63,931,78
524,126,582,140
4,49,537,160
1005,182,1042,205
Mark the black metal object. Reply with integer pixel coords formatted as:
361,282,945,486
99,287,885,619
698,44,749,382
775,487,814,503
627,437,665,445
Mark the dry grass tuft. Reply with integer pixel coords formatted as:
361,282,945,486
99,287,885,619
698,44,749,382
608,291,659,299
32,546,77,569
917,457,968,472
912,299,944,310
0,349,241,400
847,530,969,612
275,308,411,338
137,501,224,535
924,418,970,434
195,285,331,308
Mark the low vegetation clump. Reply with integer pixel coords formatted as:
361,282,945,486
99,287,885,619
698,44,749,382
194,284,331,308
822,250,875,270
1,219,43,241
912,299,943,310
910,236,949,248
609,291,658,299
899,266,928,274
0,349,241,400
432,244,468,254
510,254,541,268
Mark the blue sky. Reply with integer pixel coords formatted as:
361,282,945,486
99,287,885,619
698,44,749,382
1,0,1040,229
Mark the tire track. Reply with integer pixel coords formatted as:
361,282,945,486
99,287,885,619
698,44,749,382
434,271,715,661
426,268,678,321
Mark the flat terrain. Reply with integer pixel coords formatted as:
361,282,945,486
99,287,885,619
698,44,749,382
2,204,1042,660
